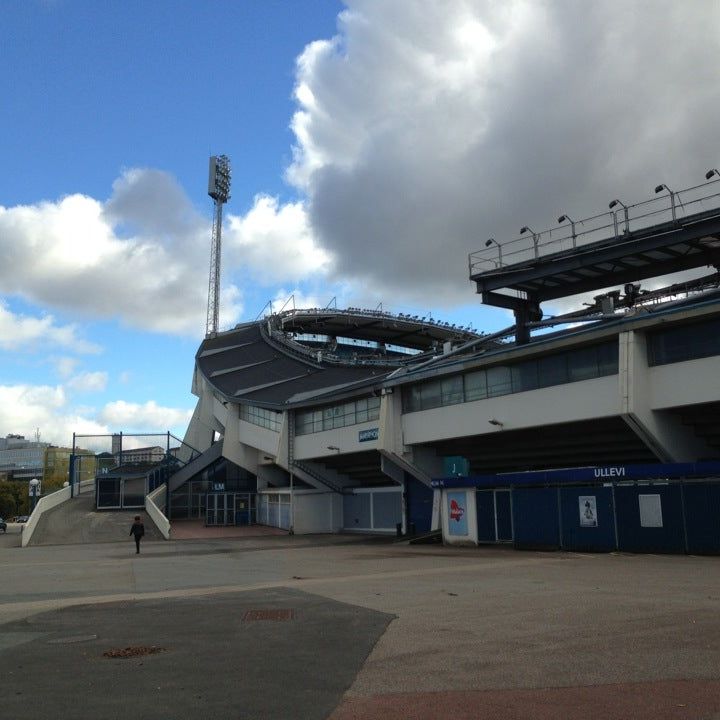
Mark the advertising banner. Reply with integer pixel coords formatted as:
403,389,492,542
579,495,598,527
447,491,468,536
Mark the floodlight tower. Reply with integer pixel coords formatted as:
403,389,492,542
206,155,231,337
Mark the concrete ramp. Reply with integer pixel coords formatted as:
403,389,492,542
28,496,164,546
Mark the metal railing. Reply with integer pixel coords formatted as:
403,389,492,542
469,178,720,275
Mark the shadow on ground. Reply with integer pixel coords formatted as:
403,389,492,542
0,587,393,720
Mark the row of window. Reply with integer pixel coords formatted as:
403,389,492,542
403,341,618,413
296,396,381,436
240,404,282,432
647,317,720,366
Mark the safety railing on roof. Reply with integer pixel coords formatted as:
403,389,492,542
469,177,720,275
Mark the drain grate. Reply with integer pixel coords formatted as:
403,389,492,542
103,645,166,659
242,609,295,622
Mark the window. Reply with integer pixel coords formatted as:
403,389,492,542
648,318,720,366
401,340,618,413
239,404,282,432
296,396,381,435
464,370,487,402
486,366,512,397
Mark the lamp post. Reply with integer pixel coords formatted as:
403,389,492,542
485,238,502,267
29,478,39,513
654,183,677,224
609,199,629,236
557,214,577,248
520,226,539,259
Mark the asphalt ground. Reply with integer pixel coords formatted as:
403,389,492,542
0,534,719,719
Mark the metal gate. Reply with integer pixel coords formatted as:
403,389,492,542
206,493,256,526
476,489,513,543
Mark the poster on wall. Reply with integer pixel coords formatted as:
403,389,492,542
639,494,663,528
578,495,598,527
447,491,468,536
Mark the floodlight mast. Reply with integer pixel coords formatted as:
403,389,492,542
206,155,231,337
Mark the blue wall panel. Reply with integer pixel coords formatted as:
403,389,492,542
496,490,513,541
406,476,433,533
683,483,720,554
476,490,496,542
512,487,560,549
615,485,685,553
559,486,616,552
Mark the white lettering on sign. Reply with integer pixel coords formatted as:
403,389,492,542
593,467,626,478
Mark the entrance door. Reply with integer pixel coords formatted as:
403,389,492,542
476,489,514,543
234,494,255,526
206,493,233,525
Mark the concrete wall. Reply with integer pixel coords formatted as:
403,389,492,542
295,419,381,459
146,484,170,540
403,375,621,445
620,330,710,462
294,491,343,534
649,355,720,409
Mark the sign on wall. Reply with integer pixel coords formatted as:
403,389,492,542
358,428,379,442
579,495,598,527
447,491,468,536
639,494,663,527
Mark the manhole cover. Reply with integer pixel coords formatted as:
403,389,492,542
103,646,166,658
47,634,98,645
242,609,295,622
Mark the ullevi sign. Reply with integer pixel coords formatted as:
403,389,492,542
594,467,626,478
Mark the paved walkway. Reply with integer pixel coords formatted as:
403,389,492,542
28,496,164,545
0,536,719,719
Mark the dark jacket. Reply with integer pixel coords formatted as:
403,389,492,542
130,521,145,538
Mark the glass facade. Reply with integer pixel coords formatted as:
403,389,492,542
240,404,282,432
296,396,381,436
403,341,618,413
647,317,720,366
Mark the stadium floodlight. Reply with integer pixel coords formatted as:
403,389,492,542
654,182,678,223
609,199,630,236
208,155,232,203
485,237,503,266
706,169,720,181
557,214,577,247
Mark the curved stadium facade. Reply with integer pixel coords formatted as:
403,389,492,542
171,176,720,552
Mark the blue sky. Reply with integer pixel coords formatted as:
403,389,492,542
1,0,718,446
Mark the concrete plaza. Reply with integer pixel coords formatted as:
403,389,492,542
0,528,719,719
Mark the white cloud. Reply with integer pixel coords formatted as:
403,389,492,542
51,356,80,379
281,0,720,309
0,383,193,448
98,400,193,430
224,195,331,284
0,170,241,337
0,302,101,353
67,371,108,393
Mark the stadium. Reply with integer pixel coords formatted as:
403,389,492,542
155,170,720,553
26,167,718,555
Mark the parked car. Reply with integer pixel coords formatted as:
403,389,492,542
14,516,29,524
0,518,6,532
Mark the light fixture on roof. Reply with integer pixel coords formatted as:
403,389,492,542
485,237,503,266
654,183,678,223
557,214,577,248
609,199,630,235
488,418,504,429
706,169,720,181
520,225,539,259
327,445,340,453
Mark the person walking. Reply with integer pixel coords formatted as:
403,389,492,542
129,515,145,554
